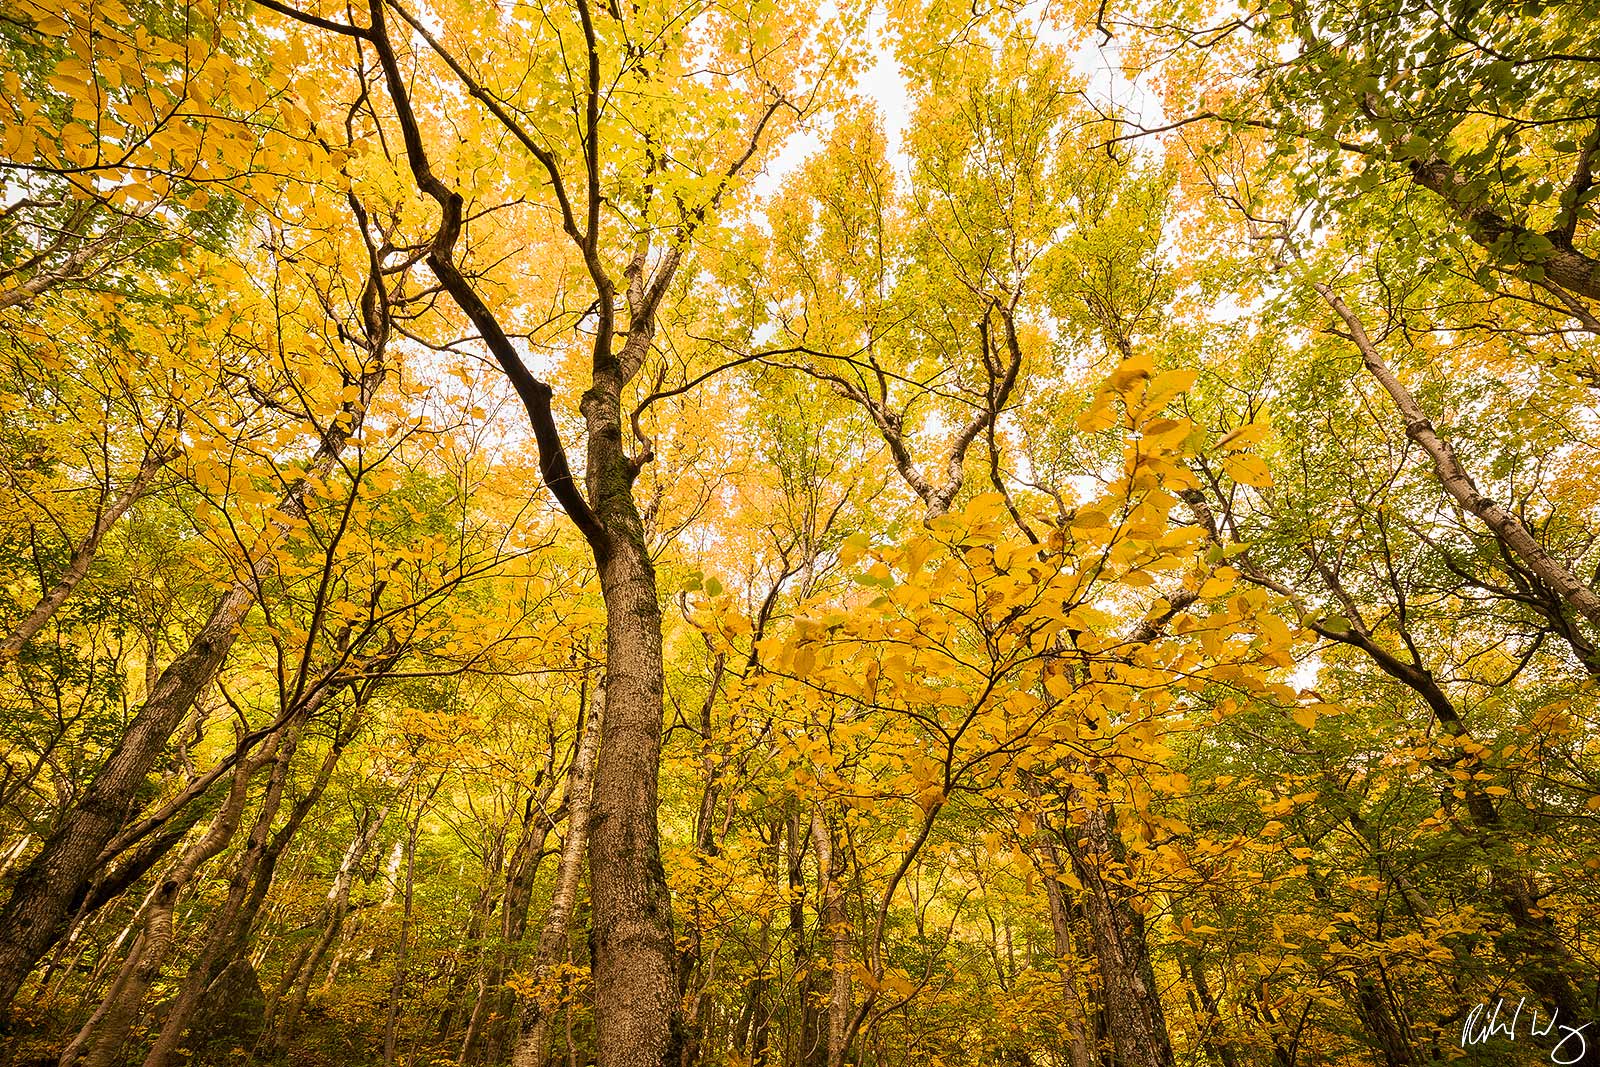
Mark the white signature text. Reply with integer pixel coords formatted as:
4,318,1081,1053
1460,997,1591,1065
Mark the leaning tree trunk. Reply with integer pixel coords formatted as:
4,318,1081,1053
61,736,272,1067
1313,280,1600,629
0,351,386,1016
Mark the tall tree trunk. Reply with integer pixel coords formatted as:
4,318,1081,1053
512,686,603,1067
0,352,386,1016
336,7,701,1056
1058,796,1175,1067
811,805,851,1067
583,366,681,1067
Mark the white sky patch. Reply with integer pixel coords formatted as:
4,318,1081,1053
1290,654,1323,691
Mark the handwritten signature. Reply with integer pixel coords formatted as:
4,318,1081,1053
1460,997,1592,1064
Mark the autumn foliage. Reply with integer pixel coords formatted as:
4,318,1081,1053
2,0,1599,1065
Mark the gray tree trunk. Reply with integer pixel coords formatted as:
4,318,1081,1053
512,688,603,1067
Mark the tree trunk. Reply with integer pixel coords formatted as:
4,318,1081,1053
1058,797,1175,1067
786,806,823,1067
61,736,271,1067
1031,824,1095,1067
582,351,681,1067
0,355,386,1016
1176,945,1239,1067
734,820,782,1067
1314,280,1600,629
334,9,694,1056
675,653,730,1067
811,805,851,1067
512,687,603,1067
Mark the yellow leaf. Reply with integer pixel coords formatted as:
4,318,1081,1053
1217,422,1271,452
1221,452,1273,488
1077,396,1118,432
1141,369,1198,412
1110,353,1155,394
1198,567,1238,598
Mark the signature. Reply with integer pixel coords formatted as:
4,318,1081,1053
1460,997,1592,1065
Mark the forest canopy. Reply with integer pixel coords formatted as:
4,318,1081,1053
2,0,1599,1065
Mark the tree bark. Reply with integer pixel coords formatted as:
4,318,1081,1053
0,348,387,1018
1313,280,1600,629
512,685,603,1067
1175,943,1239,1067
1405,152,1600,303
582,344,682,1067
0,217,127,311
1057,797,1175,1067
